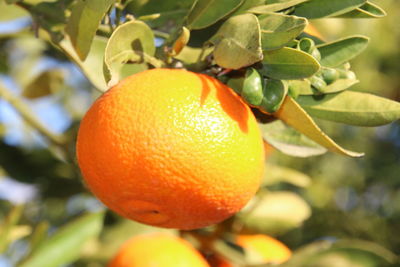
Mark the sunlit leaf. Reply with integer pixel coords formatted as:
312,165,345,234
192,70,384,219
293,0,366,19
0,1,28,21
297,90,400,126
231,0,265,15
260,120,327,157
258,13,307,51
248,0,309,14
186,0,243,30
20,212,104,267
59,36,108,91
211,13,262,69
263,164,312,187
336,1,386,18
317,36,369,67
240,191,311,235
65,0,114,60
0,205,24,253
275,96,364,157
261,47,320,80
104,20,155,86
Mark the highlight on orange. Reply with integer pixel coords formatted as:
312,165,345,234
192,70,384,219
76,68,265,230
108,233,210,267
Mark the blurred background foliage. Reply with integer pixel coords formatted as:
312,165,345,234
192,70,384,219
0,0,399,266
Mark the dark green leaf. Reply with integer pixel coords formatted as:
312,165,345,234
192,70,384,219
66,0,114,60
186,0,243,30
318,35,369,67
297,90,400,126
258,13,307,50
260,120,327,157
104,20,155,85
20,212,104,267
336,1,386,18
294,0,366,19
211,13,262,69
261,47,320,80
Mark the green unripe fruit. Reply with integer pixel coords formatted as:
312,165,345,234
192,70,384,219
321,68,339,84
260,79,287,113
241,68,264,106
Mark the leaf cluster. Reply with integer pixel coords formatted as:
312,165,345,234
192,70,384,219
5,0,397,160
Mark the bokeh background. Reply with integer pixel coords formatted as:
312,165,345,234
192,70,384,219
0,0,399,266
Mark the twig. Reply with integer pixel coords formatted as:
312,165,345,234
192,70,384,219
0,82,67,146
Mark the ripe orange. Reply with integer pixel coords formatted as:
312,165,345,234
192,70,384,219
76,68,264,230
209,234,291,266
108,233,210,267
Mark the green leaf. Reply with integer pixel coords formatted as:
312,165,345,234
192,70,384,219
318,36,369,67
231,0,265,16
275,96,364,157
20,212,104,267
211,13,262,69
281,239,397,267
174,46,213,67
247,0,309,14
65,0,114,61
290,78,359,95
59,36,108,91
294,0,366,19
263,164,311,187
297,90,400,126
260,120,327,157
186,0,243,30
0,205,24,253
104,20,155,85
0,1,28,21
22,69,64,99
240,191,311,235
261,47,320,80
336,1,386,18
258,13,307,51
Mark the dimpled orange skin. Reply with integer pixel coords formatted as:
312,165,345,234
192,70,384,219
108,233,210,267
76,68,264,230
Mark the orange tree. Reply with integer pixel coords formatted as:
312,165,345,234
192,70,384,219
0,0,399,266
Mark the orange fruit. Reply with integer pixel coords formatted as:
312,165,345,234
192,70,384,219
76,68,264,230
108,233,210,267
209,235,291,266
304,23,324,40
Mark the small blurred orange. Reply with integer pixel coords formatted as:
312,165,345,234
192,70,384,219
108,233,210,267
